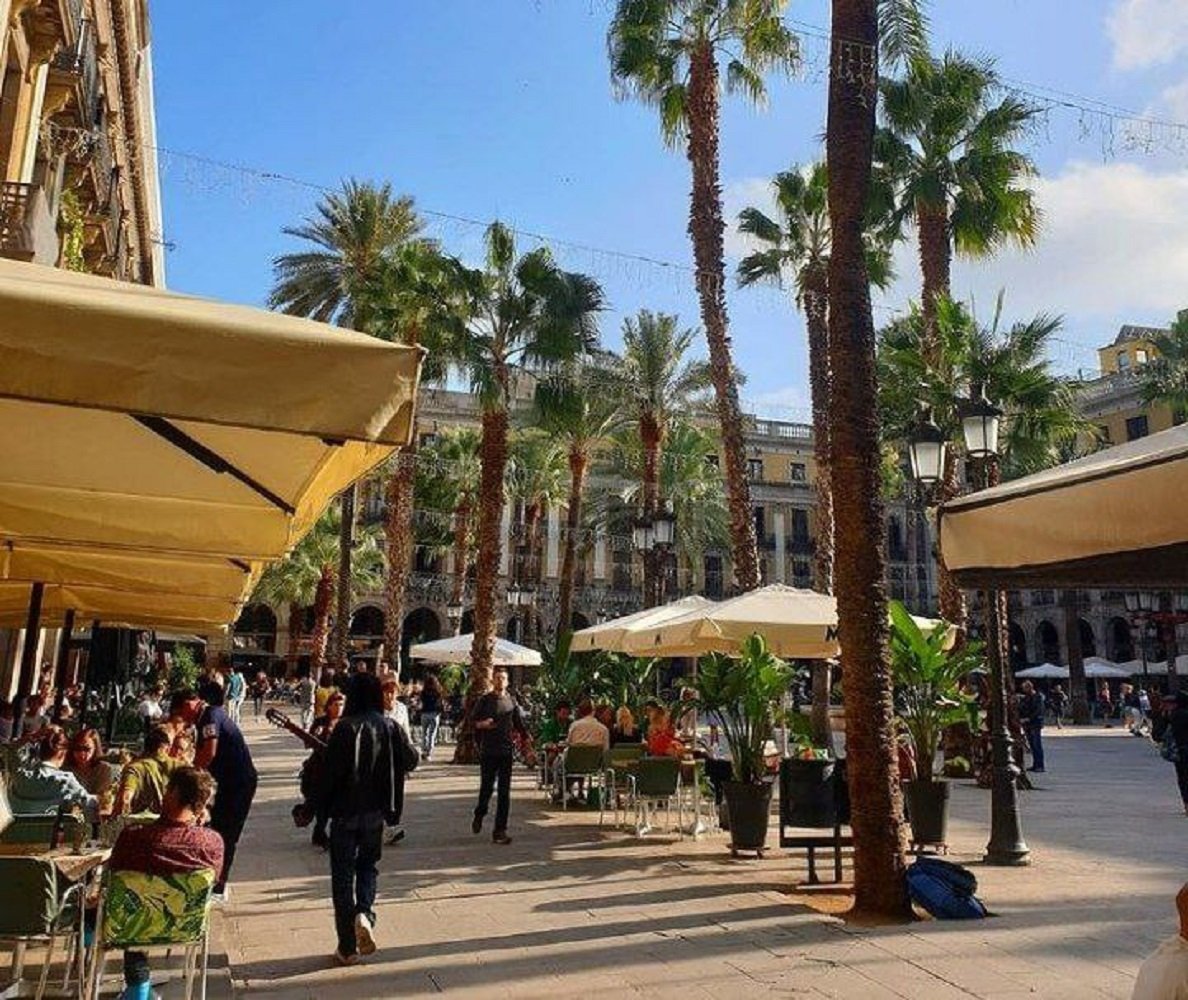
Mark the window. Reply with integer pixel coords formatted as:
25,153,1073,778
747,458,764,482
789,461,807,484
419,432,439,448
791,508,810,543
705,453,719,468
753,506,766,539
704,555,723,598
1126,414,1149,441
1117,351,1130,371
1097,424,1112,444
1136,348,1148,365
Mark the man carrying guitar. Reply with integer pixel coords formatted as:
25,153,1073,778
265,706,331,847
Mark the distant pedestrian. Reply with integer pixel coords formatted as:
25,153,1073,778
225,666,246,725
309,672,415,966
1018,681,1046,773
1049,684,1068,729
1097,684,1114,725
419,674,444,761
251,672,269,719
471,668,529,845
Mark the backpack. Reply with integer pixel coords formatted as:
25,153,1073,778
907,857,988,920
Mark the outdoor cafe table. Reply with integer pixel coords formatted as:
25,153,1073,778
613,756,708,837
0,843,110,999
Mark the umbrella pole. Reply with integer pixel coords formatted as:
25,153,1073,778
51,608,76,723
13,581,44,722
79,620,101,729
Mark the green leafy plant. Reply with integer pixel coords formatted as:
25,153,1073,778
587,652,658,713
436,663,467,696
168,646,200,693
57,189,87,272
888,600,983,781
693,634,797,785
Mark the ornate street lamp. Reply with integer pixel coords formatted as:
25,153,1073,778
446,601,463,634
506,583,522,607
907,407,947,488
652,508,676,548
632,515,654,553
959,385,1003,460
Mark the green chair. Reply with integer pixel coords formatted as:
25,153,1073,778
604,744,645,829
0,812,87,847
88,867,216,1000
633,756,683,839
555,744,609,824
0,856,86,1000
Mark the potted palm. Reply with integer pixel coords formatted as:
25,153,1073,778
696,634,795,855
888,601,982,848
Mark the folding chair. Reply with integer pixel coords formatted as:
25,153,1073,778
604,744,645,829
88,868,216,1000
0,855,86,1000
633,756,683,839
554,744,609,823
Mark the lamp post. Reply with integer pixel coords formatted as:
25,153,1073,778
446,601,464,637
1127,591,1188,692
909,388,1029,865
633,507,677,608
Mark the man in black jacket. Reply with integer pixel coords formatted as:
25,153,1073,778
311,672,416,966
471,668,528,845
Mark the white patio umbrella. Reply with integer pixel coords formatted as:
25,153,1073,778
1015,663,1068,679
570,596,717,653
409,633,542,667
1082,661,1132,679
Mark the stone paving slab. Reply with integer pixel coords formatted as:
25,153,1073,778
201,723,1184,998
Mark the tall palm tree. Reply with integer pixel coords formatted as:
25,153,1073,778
452,222,603,746
420,426,483,632
877,53,1039,352
608,0,797,594
1141,310,1188,424
269,180,424,666
826,0,911,920
534,362,626,640
506,430,569,647
606,311,712,605
253,508,384,673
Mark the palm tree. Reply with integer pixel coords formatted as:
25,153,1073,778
1141,310,1188,424
506,430,569,647
452,222,603,743
826,0,912,920
269,180,424,666
608,0,797,593
534,362,626,640
420,427,483,632
253,508,384,673
606,311,712,605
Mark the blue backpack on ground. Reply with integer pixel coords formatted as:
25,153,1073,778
907,857,988,920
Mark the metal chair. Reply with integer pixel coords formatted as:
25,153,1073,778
0,855,86,1000
604,744,645,828
633,756,683,839
88,867,216,1000
554,744,609,823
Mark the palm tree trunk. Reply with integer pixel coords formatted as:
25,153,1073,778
449,495,472,635
383,443,417,672
917,202,951,355
640,417,662,608
456,405,509,764
557,446,587,641
803,267,835,747
311,566,336,673
333,485,356,667
826,0,910,920
687,40,759,594
286,602,302,674
522,504,541,648
1062,589,1090,723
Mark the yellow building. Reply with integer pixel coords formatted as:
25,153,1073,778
1079,323,1176,446
0,0,163,283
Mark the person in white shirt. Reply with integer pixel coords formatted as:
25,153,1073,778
137,687,165,726
566,699,610,750
1133,883,1188,999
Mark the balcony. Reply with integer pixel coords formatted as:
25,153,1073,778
48,19,99,128
787,536,815,555
0,182,58,265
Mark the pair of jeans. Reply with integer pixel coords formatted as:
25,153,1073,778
421,712,440,757
1025,724,1045,771
475,753,513,834
209,777,257,892
329,812,384,957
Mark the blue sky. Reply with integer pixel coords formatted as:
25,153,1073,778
151,1,1188,421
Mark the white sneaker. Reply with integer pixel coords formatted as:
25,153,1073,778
354,912,376,956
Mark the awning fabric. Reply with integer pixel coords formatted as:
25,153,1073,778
0,258,424,628
0,582,241,630
618,584,949,659
570,596,717,653
939,422,1188,588
409,633,542,667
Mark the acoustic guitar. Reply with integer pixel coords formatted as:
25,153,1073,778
265,707,327,752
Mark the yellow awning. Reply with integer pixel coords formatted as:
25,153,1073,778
0,582,240,630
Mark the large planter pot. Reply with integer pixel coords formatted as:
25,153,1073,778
779,757,836,829
723,780,773,854
903,778,950,847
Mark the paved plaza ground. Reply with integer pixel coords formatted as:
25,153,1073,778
200,722,1182,999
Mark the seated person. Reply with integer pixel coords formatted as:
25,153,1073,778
536,701,572,746
566,699,610,751
1132,882,1188,999
109,767,224,1000
8,726,99,819
611,706,641,745
594,704,615,732
115,726,179,816
67,727,119,798
644,707,684,759
16,695,49,740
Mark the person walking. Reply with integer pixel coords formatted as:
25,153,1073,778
310,673,416,966
419,674,444,761
297,669,317,730
1048,684,1068,729
1018,680,1047,773
225,665,246,726
1164,691,1188,818
170,689,258,898
471,668,528,845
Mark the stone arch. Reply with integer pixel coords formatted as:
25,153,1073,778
570,611,591,631
460,608,475,635
1077,618,1097,658
1007,621,1028,669
402,607,443,664
1107,616,1134,661
350,605,385,642
1035,620,1061,664
234,603,277,653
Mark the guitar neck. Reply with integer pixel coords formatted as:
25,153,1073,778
266,711,326,751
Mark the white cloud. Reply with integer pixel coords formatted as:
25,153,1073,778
1107,0,1188,70
876,160,1188,364
1159,77,1188,119
722,176,779,263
